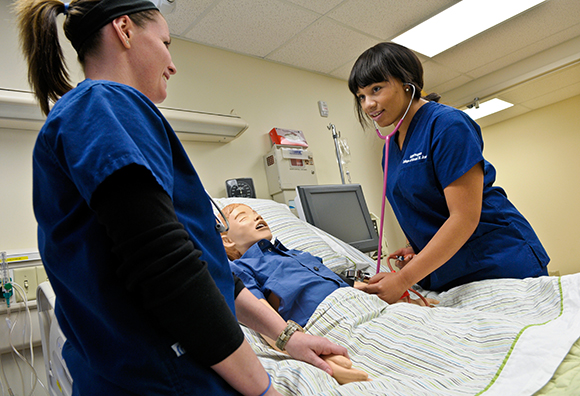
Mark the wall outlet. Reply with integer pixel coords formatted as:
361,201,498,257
13,267,38,302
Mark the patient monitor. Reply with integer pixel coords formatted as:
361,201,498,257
295,184,379,254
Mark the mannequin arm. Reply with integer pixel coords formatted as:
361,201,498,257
257,299,369,384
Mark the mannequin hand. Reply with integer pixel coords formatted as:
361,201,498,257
285,331,349,376
364,271,409,304
322,354,370,384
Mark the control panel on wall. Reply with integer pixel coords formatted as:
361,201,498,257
225,178,256,198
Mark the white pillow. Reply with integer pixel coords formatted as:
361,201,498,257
212,197,373,274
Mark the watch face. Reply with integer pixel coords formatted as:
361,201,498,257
226,178,256,198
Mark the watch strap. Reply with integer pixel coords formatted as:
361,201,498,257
275,320,303,351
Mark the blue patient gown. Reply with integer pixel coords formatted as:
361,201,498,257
385,101,549,291
230,239,350,327
33,79,240,395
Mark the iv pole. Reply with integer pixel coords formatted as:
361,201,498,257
328,123,345,184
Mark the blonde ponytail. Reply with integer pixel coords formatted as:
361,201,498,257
14,0,74,116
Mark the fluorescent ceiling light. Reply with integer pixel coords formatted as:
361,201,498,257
463,98,513,120
393,0,547,57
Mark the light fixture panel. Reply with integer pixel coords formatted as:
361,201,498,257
463,98,513,120
393,0,547,57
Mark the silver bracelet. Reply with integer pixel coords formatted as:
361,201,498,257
275,320,303,351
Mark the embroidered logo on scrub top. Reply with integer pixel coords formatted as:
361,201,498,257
403,152,427,164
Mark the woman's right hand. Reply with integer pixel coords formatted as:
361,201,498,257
284,331,350,376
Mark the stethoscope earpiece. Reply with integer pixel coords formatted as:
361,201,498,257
208,195,230,233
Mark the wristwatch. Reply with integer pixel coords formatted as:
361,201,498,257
275,320,304,351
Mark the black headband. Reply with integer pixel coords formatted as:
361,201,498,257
67,0,159,53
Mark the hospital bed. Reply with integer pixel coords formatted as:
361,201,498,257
37,281,72,396
37,197,580,395
214,197,580,396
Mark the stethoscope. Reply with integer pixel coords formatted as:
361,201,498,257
209,195,230,233
374,82,415,275
372,83,430,306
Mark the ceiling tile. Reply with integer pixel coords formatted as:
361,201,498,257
183,0,319,57
429,76,473,103
422,60,463,91
327,0,458,40
329,59,357,80
466,24,580,80
266,18,378,74
284,0,346,14
165,0,216,35
502,64,580,109
432,0,580,76
519,81,580,110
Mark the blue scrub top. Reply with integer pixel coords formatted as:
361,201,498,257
385,101,549,291
33,79,239,395
230,239,350,327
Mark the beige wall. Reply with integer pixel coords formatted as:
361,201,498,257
1,0,578,275
0,0,395,252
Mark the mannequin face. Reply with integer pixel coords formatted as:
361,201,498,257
223,205,272,255
127,13,177,103
356,78,410,128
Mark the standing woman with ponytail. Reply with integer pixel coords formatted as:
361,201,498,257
349,42,549,303
14,1,347,394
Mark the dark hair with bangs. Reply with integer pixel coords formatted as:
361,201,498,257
348,42,440,128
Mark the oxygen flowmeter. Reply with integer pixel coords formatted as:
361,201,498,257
1,252,13,307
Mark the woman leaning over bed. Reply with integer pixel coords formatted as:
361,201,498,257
15,1,347,394
349,42,549,303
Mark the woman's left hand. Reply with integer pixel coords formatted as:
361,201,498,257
362,271,410,304
284,331,349,376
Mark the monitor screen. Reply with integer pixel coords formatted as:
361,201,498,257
294,184,379,253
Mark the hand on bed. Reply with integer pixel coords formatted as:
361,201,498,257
284,331,349,377
322,354,370,384
362,271,410,304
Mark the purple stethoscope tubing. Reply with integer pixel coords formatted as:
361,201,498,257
374,84,415,274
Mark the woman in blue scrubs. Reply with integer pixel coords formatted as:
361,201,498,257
348,42,549,303
15,1,347,394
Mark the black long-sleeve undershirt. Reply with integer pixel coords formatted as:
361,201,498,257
91,164,245,367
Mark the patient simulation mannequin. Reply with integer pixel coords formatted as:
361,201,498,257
220,204,368,384
220,203,438,384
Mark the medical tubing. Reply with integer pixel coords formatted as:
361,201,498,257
258,373,272,396
8,283,38,396
373,85,431,306
11,282,35,366
374,83,415,274
409,288,431,306
375,127,397,275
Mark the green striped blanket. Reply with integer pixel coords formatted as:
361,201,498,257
243,274,580,395
214,197,580,395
